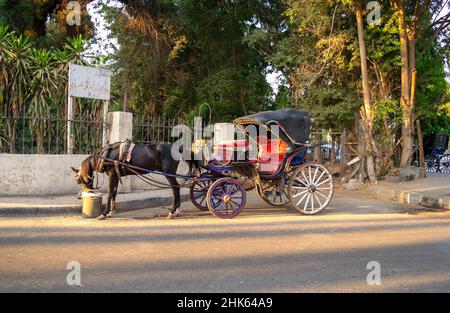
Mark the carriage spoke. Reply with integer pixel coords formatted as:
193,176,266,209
301,170,310,185
313,170,326,185
193,193,203,200
314,192,323,208
296,191,310,206
293,189,309,198
199,196,207,206
293,178,309,187
311,167,319,185
315,178,331,188
316,190,329,199
231,187,241,195
231,199,241,207
303,193,311,211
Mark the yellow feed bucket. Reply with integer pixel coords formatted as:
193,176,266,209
81,192,103,218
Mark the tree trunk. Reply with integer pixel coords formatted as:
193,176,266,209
314,131,322,164
394,0,419,168
355,0,377,182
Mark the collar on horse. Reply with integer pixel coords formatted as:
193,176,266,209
92,139,136,186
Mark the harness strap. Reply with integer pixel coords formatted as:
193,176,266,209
114,161,123,185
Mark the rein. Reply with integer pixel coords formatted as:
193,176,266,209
80,144,196,192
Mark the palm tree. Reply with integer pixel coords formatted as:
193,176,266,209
28,48,58,153
0,26,12,107
53,36,87,112
0,25,14,152
5,33,32,152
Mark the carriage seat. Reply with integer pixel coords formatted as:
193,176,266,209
256,136,288,175
209,139,251,166
209,137,288,175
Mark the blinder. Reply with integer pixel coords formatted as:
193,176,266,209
76,167,95,192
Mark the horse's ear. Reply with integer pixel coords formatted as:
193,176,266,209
71,167,79,173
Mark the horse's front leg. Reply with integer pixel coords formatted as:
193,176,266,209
97,174,119,220
106,185,118,219
166,176,181,219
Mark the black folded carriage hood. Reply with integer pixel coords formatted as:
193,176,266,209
234,108,312,145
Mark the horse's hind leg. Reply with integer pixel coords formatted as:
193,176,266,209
165,175,181,219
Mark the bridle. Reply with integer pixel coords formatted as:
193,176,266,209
75,166,95,192
75,153,105,193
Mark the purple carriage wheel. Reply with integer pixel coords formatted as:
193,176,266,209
190,178,213,211
206,178,247,219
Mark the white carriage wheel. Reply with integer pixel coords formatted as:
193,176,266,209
287,164,334,215
439,155,450,174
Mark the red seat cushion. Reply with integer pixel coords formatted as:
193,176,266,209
216,139,249,150
256,137,287,174
212,140,250,164
210,138,287,174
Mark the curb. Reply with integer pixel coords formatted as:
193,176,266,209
368,185,450,211
0,193,190,216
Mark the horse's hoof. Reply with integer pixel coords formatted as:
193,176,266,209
106,212,114,218
167,212,180,219
97,215,107,221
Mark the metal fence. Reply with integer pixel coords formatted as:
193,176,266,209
1,113,185,154
0,113,104,154
133,116,184,144
1,112,345,158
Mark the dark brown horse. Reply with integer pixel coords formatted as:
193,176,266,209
72,143,186,220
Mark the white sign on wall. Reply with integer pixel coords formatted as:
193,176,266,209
68,64,111,101
67,64,112,154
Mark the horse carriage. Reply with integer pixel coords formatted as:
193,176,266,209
73,109,334,220
189,109,334,218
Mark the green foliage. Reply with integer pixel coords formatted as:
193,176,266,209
415,43,449,136
0,0,34,35
300,85,359,131
272,0,361,130
105,0,283,121
0,25,94,151
0,0,94,41
0,0,448,157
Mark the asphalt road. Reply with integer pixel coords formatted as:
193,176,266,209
0,189,449,293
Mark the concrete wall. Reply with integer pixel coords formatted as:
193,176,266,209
0,154,90,196
0,112,189,196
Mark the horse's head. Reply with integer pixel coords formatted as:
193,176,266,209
71,155,96,192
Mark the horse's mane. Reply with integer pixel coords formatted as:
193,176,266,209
80,155,94,180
